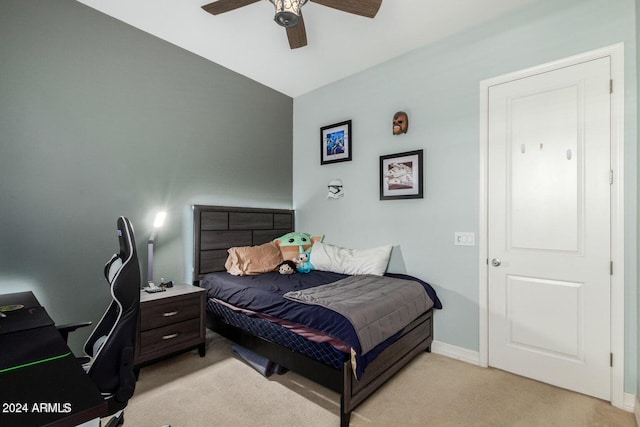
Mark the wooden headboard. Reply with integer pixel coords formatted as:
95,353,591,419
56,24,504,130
193,205,295,283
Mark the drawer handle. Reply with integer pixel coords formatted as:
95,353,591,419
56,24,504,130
163,311,179,317
162,333,179,340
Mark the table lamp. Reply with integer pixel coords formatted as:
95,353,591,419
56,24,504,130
147,211,166,286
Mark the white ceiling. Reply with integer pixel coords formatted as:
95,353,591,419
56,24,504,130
76,0,540,97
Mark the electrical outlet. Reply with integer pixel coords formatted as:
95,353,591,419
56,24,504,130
454,232,475,246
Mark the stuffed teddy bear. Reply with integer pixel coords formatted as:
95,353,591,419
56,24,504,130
277,260,297,275
294,250,314,273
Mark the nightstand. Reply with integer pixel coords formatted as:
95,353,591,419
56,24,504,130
134,284,206,366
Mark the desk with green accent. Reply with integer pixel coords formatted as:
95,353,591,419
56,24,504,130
0,291,108,427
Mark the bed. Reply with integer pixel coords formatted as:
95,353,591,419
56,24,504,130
193,205,441,426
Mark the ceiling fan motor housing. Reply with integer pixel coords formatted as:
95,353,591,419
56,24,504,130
270,0,308,27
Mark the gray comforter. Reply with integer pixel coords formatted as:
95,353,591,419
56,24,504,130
283,274,432,355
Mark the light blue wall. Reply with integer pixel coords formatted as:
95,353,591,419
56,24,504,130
293,0,638,392
0,0,293,353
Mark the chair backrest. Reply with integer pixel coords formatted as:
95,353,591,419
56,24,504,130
84,216,141,412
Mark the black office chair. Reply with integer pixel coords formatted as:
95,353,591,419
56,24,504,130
59,216,141,426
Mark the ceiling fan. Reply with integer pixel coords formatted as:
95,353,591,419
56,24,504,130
201,0,382,49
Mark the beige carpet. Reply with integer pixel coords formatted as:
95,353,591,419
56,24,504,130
115,333,635,427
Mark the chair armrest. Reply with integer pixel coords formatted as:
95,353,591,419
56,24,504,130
56,321,92,342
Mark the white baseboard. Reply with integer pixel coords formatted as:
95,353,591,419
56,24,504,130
431,340,481,366
631,394,639,419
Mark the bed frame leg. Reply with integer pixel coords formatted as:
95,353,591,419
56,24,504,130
340,396,351,427
340,410,351,427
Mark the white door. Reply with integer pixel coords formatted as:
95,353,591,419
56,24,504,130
487,57,611,399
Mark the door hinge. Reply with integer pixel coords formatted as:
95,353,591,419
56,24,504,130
610,170,614,185
610,261,613,275
610,353,613,367
610,79,613,94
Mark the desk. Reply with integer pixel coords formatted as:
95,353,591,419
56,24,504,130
0,291,108,427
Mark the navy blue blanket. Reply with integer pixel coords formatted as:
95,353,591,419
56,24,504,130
200,270,442,377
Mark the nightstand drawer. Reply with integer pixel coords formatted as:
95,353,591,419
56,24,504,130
140,296,200,331
139,318,202,358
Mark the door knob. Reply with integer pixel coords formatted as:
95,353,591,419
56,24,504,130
491,258,501,267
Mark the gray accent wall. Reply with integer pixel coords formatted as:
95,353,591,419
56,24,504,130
0,0,293,353
293,0,638,393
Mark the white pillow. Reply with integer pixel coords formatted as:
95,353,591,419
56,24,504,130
310,241,392,276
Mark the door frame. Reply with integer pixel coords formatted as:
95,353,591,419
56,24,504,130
478,43,625,408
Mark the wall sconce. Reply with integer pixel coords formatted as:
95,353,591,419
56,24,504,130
147,210,166,285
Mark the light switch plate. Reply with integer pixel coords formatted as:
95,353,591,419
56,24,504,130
454,232,475,246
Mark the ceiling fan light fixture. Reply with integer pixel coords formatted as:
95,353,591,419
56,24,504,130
270,0,307,27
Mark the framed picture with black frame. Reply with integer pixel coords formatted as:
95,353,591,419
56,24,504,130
379,149,424,200
320,120,352,165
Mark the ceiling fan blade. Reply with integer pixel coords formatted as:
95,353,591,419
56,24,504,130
201,0,260,15
311,0,382,18
286,14,308,49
